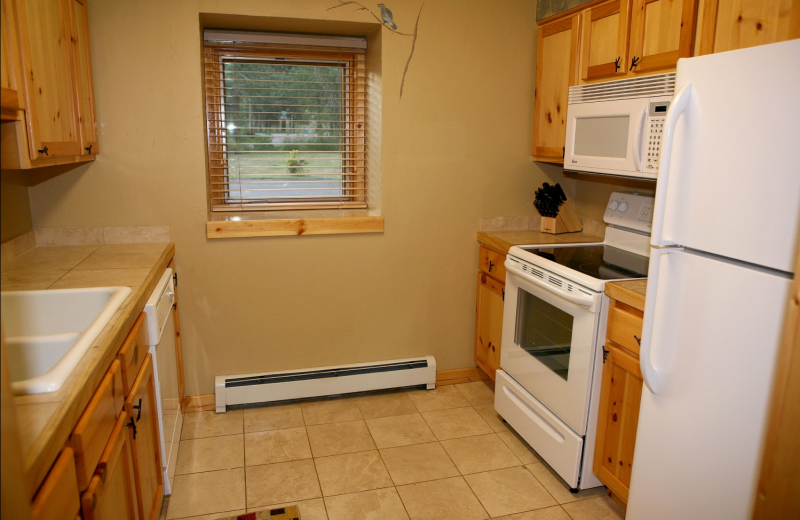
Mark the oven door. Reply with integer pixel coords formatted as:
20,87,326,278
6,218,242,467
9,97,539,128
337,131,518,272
500,259,603,435
564,97,647,177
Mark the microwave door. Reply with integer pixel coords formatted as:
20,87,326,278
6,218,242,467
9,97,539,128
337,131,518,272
564,98,646,176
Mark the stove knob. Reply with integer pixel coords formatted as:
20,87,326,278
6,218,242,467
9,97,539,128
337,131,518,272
609,200,619,210
619,202,629,212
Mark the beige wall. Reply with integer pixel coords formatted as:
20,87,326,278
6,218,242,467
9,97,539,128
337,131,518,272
0,182,32,244
29,0,576,396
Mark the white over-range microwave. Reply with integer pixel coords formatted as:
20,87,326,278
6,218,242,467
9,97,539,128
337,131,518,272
564,72,675,179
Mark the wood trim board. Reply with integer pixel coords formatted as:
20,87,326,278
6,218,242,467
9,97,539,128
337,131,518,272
207,216,384,239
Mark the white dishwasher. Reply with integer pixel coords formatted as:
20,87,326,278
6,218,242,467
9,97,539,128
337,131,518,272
144,268,183,495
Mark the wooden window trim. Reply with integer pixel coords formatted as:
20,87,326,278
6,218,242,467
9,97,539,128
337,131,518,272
206,214,384,238
204,39,367,212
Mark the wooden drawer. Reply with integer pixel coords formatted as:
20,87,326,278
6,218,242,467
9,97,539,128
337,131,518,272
607,302,643,356
82,412,138,520
118,313,148,397
479,246,506,282
71,360,124,491
31,447,81,520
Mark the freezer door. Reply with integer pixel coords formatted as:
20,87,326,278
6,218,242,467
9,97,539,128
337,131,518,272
627,249,791,520
653,39,800,273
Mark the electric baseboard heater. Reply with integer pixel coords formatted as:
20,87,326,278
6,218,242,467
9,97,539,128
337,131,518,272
215,356,436,413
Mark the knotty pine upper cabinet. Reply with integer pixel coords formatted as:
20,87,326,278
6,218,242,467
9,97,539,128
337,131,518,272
532,14,581,162
696,0,800,55
628,0,699,74
1,0,97,172
17,0,81,159
1,0,25,120
68,0,98,155
580,0,633,82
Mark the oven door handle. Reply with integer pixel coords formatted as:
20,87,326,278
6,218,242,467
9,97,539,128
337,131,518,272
505,260,597,308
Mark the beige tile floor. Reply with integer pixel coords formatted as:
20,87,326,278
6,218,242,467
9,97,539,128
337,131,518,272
160,381,625,520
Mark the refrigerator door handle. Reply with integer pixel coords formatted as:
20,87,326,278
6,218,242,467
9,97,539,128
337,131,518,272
640,246,682,393
650,82,693,246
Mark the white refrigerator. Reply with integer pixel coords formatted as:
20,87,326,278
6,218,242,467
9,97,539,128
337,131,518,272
626,40,800,520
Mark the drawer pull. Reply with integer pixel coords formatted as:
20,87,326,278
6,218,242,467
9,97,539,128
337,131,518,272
488,260,494,272
133,398,142,421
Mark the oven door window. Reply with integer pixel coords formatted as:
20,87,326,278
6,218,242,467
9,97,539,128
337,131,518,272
514,288,574,381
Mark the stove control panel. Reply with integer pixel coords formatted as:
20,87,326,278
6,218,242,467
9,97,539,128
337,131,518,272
603,192,655,233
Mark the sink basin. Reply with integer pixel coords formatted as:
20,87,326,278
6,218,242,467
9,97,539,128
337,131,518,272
2,287,132,394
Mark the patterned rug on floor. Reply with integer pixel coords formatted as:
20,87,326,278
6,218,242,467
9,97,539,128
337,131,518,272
220,506,299,520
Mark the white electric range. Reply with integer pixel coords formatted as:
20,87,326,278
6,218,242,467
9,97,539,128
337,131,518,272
494,192,653,491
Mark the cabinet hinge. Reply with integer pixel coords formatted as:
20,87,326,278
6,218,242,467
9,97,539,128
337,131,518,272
502,288,505,302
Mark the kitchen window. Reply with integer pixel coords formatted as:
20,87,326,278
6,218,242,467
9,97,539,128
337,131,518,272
203,31,367,212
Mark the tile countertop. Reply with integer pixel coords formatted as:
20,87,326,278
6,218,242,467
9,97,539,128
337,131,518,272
605,279,647,312
0,242,175,496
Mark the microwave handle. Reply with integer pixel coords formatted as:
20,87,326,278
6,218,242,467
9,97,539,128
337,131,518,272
650,82,693,246
633,105,647,172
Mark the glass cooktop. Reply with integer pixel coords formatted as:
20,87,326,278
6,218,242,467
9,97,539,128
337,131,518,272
518,244,648,280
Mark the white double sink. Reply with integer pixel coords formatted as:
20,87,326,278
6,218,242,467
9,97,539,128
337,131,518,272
2,287,132,395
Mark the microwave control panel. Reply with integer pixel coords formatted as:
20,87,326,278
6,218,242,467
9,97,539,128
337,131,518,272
645,101,670,172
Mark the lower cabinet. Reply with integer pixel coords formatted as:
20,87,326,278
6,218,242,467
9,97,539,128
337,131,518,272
30,447,81,520
475,245,506,380
125,354,163,520
81,412,139,520
593,300,644,506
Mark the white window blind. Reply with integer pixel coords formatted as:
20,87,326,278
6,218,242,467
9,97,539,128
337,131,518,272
203,31,367,211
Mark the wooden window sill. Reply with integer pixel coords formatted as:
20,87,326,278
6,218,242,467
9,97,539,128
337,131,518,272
206,211,384,239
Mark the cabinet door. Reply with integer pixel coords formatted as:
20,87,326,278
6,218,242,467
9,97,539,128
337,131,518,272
475,272,504,380
697,0,800,55
580,0,633,82
67,0,97,155
30,447,81,520
125,355,163,520
629,0,698,74
16,0,81,159
71,359,124,491
1,0,24,119
82,412,139,520
592,343,643,503
532,13,581,161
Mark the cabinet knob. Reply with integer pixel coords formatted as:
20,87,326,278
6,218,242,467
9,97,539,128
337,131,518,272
630,56,641,71
634,335,641,346
615,56,621,72
38,146,49,156
85,144,93,154
488,260,494,272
